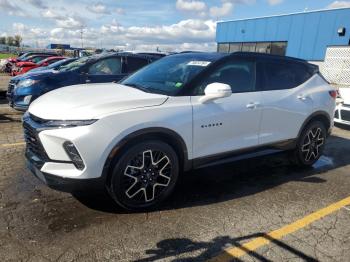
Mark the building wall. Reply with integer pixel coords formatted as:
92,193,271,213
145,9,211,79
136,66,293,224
216,8,350,61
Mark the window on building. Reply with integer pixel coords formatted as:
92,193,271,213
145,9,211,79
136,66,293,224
217,41,288,56
229,43,242,53
256,42,271,54
271,42,287,56
241,43,256,52
217,43,230,53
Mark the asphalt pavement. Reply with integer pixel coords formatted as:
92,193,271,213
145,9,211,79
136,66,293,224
1,103,350,261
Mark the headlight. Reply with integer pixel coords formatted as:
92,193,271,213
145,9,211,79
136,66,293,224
44,119,97,128
23,112,97,128
16,79,40,89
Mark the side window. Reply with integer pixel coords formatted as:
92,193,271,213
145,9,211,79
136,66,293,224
193,60,256,95
88,57,122,75
47,59,58,65
125,57,149,73
261,62,311,91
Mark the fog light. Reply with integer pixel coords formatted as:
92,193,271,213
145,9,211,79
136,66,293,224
63,141,85,170
23,95,32,105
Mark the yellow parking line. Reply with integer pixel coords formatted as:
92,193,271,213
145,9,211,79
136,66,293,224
0,142,25,148
209,196,350,262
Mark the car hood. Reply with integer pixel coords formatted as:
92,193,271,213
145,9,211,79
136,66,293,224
12,70,58,82
29,83,168,120
339,87,350,104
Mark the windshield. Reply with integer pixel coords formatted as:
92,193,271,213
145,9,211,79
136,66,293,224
121,55,213,95
58,57,90,72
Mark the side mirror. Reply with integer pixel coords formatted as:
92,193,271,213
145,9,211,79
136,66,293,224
199,82,232,103
42,62,49,66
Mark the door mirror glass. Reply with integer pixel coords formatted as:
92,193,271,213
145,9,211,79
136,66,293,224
200,82,232,103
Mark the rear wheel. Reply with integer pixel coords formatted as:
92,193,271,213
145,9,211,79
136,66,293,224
108,140,179,211
291,121,326,167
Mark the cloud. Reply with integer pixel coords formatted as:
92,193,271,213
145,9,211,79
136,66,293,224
210,2,234,18
87,2,110,14
176,0,207,12
42,9,85,29
56,17,85,29
267,0,283,5
115,8,125,15
42,9,63,19
13,17,217,52
0,0,28,16
25,0,47,9
327,1,350,8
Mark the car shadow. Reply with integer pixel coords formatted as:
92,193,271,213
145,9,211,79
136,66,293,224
73,134,350,214
335,122,350,131
133,233,318,262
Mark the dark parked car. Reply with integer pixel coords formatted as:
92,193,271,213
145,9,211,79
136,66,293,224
7,53,162,111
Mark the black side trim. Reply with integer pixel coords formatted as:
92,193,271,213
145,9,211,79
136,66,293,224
297,111,331,138
193,139,296,169
102,127,190,181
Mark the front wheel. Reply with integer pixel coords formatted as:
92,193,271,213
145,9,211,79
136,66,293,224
291,121,327,167
108,140,179,211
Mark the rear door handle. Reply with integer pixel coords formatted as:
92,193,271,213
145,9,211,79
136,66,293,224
297,94,308,100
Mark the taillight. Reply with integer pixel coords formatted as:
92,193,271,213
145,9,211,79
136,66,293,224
329,90,337,99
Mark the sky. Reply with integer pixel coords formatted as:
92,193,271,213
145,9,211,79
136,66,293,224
0,0,350,52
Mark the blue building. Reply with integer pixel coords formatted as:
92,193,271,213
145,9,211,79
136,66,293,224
216,7,350,61
46,44,71,50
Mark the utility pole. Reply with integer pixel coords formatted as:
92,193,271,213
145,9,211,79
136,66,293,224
80,27,84,49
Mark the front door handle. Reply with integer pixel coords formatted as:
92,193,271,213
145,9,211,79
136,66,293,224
86,79,91,83
246,102,260,109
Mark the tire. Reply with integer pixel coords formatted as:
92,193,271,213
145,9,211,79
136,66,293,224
291,120,327,167
108,140,179,211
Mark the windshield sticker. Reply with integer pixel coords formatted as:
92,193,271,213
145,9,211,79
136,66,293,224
187,61,211,67
175,82,183,88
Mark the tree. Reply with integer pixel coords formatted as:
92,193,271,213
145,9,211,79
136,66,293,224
6,36,14,46
14,35,22,47
0,37,6,45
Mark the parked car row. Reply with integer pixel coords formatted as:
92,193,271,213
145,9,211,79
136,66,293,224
7,52,162,110
4,52,61,75
20,51,336,210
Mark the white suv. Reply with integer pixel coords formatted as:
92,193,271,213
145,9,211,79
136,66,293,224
23,52,336,210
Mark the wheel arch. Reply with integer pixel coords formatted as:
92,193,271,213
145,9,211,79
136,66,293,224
102,127,191,186
297,111,331,139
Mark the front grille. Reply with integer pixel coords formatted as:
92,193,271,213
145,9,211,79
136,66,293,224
340,110,350,122
23,119,48,162
7,82,15,94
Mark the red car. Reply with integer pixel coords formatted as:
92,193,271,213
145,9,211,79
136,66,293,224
12,56,66,76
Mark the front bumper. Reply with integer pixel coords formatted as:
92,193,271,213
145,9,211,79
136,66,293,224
334,104,350,126
26,159,105,192
7,82,35,111
23,113,110,192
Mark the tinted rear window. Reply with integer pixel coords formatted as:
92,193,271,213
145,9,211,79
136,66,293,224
260,61,312,91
